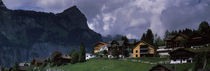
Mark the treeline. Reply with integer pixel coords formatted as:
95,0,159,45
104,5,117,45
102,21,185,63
140,21,210,47
165,21,210,39
140,29,165,47
69,43,86,64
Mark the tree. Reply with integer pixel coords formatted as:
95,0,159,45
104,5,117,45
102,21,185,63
102,50,108,55
69,48,76,56
12,62,18,71
198,21,209,34
164,30,170,40
141,33,146,41
194,52,208,71
121,36,130,56
121,36,129,43
71,51,79,64
79,43,86,62
51,51,62,65
133,39,137,44
111,49,119,58
145,29,154,45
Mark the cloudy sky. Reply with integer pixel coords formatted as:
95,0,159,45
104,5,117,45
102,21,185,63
2,0,210,39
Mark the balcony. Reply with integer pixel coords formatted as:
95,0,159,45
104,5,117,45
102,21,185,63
140,48,148,50
140,52,148,54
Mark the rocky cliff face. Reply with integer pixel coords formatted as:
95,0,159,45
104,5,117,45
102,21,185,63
0,0,102,67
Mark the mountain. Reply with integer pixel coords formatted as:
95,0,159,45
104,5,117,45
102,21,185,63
0,0,102,67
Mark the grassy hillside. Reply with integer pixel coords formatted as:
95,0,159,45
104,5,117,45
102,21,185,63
130,57,169,62
54,59,155,71
52,58,197,71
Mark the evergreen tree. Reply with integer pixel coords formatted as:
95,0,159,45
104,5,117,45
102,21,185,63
71,51,79,64
12,62,18,71
164,30,170,40
194,52,208,71
69,48,76,56
122,36,129,48
133,39,137,44
121,36,129,42
79,43,86,62
198,21,209,34
145,29,154,45
121,36,129,46
141,33,146,41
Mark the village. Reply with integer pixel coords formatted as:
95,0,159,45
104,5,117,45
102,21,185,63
1,22,210,71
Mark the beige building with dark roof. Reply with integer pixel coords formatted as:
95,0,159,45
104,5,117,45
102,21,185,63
133,41,155,58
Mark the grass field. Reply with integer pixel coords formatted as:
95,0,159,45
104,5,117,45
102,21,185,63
185,46,210,53
129,57,169,62
53,58,196,71
54,59,155,71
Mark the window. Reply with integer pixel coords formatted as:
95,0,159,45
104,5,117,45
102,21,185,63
149,50,152,52
136,50,138,53
136,55,138,57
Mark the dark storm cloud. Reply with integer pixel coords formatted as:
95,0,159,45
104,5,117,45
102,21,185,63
161,0,210,31
2,0,210,39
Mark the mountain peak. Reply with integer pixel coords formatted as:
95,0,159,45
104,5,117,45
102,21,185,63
62,5,80,14
0,0,6,9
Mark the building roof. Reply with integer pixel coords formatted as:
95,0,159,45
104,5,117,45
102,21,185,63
33,58,47,63
169,48,195,59
166,34,190,41
94,42,107,47
117,41,124,46
61,55,72,59
149,64,174,71
133,41,154,49
18,66,28,71
94,42,107,50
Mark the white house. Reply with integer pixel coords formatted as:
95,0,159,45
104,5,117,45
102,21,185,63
86,53,96,60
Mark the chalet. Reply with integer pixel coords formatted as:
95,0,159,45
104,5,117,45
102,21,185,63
166,34,209,49
94,42,108,53
53,54,71,65
149,64,174,71
51,51,71,65
169,48,195,64
86,53,96,60
133,41,155,58
165,34,190,48
17,63,30,71
32,58,47,67
60,55,71,64
107,40,129,58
